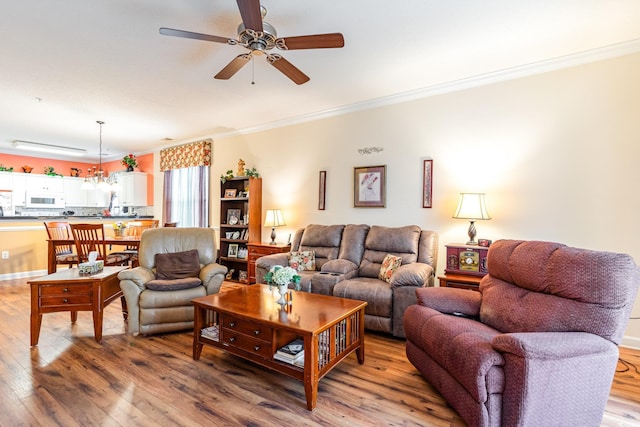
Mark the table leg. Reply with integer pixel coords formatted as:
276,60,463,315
356,308,365,364
70,311,78,322
47,240,56,274
304,335,319,410
193,306,204,360
120,296,128,320
30,313,42,347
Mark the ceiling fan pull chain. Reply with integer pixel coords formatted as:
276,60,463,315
251,55,255,85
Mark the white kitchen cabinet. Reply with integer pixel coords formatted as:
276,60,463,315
119,172,147,206
63,177,110,207
63,177,86,206
0,171,11,190
26,174,65,193
87,188,110,208
12,174,27,206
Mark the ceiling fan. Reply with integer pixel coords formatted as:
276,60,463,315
159,0,345,85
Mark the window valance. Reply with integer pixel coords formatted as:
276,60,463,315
160,139,212,171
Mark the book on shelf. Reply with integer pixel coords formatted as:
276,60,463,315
276,338,304,358
201,325,219,342
274,351,304,366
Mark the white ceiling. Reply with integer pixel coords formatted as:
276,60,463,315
1,0,640,162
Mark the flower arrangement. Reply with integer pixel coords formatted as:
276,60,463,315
122,153,138,169
264,265,301,291
112,221,125,236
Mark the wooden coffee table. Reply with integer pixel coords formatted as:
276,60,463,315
192,284,367,410
29,266,129,346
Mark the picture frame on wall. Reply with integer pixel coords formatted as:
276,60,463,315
318,170,327,210
422,159,433,208
354,165,386,208
227,244,239,258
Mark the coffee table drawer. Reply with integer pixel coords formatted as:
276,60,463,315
40,284,92,295
221,329,273,358
222,315,273,340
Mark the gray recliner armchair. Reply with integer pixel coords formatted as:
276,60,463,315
118,227,227,336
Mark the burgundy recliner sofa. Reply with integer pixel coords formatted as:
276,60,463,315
403,239,639,427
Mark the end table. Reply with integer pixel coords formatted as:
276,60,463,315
247,242,291,284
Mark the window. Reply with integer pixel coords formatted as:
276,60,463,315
163,166,209,227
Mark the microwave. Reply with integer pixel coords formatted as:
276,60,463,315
26,193,66,208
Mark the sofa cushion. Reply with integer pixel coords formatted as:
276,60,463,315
288,251,316,271
359,225,421,278
378,254,402,283
298,224,345,269
146,277,203,291
334,277,393,318
155,249,201,280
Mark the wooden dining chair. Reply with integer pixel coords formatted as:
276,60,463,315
69,223,130,266
43,221,79,271
163,222,178,227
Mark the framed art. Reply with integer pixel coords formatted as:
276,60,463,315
354,165,386,208
226,208,241,225
318,170,326,210
224,188,237,198
227,244,239,258
422,159,433,208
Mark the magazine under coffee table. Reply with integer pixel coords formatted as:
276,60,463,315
192,284,367,410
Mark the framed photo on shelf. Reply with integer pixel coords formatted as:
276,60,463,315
422,159,433,208
224,188,237,198
354,165,386,208
318,170,326,210
238,270,248,281
237,247,248,259
227,244,239,258
226,208,241,225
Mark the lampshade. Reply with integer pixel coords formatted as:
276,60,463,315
453,193,491,245
453,193,491,220
264,209,286,227
264,209,285,245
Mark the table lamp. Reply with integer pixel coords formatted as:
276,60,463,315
264,209,285,245
452,193,491,245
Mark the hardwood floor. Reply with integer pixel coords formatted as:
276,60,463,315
1,277,638,426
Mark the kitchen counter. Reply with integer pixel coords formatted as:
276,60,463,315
0,215,154,221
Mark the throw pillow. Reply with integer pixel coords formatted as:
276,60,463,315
378,254,403,284
288,251,316,271
146,277,203,291
155,249,200,280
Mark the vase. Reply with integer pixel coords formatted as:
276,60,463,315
276,284,289,305
127,165,134,172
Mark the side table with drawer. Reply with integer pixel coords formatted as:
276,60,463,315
247,243,291,284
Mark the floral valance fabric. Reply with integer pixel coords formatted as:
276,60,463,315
160,139,212,171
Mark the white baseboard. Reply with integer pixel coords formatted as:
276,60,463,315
621,336,640,350
0,269,47,281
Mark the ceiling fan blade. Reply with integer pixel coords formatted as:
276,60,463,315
276,33,345,50
267,54,310,85
236,0,263,32
159,27,233,44
215,54,252,80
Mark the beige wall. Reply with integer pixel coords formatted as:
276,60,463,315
193,52,640,346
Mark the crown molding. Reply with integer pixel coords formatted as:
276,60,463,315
212,37,640,140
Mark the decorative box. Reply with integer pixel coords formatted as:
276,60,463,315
79,260,104,276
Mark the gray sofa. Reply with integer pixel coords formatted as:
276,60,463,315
256,224,438,337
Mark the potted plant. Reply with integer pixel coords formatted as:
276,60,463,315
122,154,138,171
